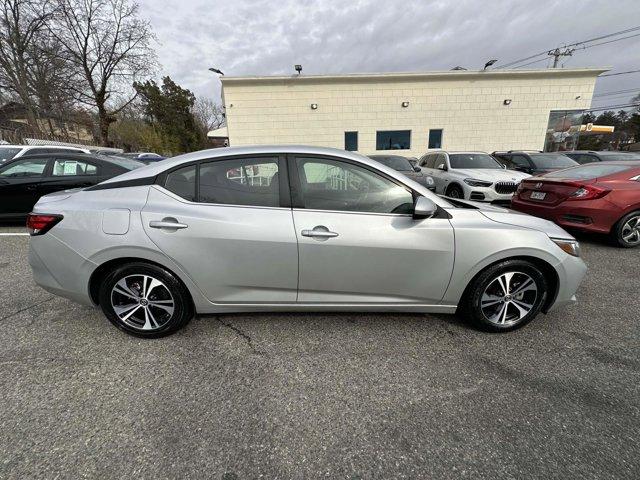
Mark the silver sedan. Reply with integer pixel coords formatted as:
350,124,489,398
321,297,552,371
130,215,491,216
28,146,586,337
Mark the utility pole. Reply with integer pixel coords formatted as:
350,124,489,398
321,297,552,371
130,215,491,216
547,47,574,68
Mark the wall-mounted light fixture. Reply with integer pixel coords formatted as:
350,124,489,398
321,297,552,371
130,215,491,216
503,99,512,106
401,101,410,108
575,95,581,100
310,103,318,110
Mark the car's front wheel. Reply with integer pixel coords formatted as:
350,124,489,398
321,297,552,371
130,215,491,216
460,260,549,332
446,184,464,199
99,262,193,338
611,210,640,248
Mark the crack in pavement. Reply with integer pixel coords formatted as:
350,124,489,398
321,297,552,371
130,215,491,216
0,296,56,323
215,316,267,356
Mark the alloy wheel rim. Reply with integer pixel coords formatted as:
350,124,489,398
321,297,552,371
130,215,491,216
110,274,175,331
449,188,461,198
621,215,640,245
481,271,538,326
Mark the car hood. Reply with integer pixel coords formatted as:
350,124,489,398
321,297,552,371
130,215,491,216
481,210,574,239
451,168,531,182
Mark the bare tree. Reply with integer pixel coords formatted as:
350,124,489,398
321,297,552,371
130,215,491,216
0,0,56,128
52,0,156,144
192,96,225,135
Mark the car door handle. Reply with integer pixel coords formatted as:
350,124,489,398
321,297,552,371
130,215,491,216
301,226,339,238
149,219,188,230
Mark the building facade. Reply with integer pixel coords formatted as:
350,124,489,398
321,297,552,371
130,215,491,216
221,68,605,156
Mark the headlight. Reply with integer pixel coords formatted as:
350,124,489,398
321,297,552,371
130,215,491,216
425,176,435,186
551,238,581,257
464,178,493,187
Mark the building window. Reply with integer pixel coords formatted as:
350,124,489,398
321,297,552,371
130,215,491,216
428,129,443,149
376,130,411,150
344,131,358,151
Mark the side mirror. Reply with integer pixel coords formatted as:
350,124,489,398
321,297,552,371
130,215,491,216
437,163,447,171
413,196,437,219
502,164,507,169
413,165,421,172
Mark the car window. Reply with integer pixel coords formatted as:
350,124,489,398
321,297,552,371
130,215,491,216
436,154,447,168
544,164,635,180
199,157,279,207
296,157,414,214
52,159,97,176
164,165,197,201
576,154,598,164
0,158,48,177
449,153,501,169
425,154,436,169
509,155,530,167
529,153,577,168
0,147,21,162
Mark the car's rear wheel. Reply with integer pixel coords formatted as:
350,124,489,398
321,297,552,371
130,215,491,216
99,262,193,338
446,184,464,199
611,211,640,248
460,260,548,332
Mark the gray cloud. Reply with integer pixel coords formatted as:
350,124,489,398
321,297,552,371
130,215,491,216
139,0,640,109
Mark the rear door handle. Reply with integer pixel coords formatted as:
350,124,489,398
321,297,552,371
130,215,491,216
301,226,339,239
149,219,188,230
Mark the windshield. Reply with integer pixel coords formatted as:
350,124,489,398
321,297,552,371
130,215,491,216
98,155,146,170
544,164,635,180
449,153,501,169
529,153,577,168
0,147,22,162
369,156,413,171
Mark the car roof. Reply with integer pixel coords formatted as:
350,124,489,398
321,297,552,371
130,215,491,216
567,150,638,155
15,152,140,168
429,150,489,155
569,160,640,167
99,145,420,185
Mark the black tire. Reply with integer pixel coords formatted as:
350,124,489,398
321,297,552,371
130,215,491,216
99,262,193,338
459,259,549,332
446,184,464,199
610,210,640,248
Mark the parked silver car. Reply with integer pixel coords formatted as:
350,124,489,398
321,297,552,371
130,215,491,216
28,146,586,337
417,151,530,203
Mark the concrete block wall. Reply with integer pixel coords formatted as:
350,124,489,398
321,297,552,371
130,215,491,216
221,69,603,157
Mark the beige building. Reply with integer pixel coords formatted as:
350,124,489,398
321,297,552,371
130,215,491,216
221,68,605,156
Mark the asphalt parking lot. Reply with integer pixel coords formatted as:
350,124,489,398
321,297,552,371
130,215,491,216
0,226,638,479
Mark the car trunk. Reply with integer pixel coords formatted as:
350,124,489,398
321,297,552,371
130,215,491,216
517,178,596,206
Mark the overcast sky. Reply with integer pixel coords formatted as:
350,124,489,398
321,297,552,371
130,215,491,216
138,0,640,110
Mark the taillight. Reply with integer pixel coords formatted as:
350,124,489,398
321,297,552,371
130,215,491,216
26,214,63,236
567,185,610,201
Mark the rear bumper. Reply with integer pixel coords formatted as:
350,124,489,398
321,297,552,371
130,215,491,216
511,197,620,234
29,234,95,306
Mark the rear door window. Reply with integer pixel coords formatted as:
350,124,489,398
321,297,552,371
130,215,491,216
52,158,98,176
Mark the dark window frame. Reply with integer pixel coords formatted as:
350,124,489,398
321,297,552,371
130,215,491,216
344,131,358,151
375,130,411,151
428,129,443,149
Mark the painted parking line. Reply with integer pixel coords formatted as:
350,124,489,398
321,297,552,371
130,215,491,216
0,233,29,236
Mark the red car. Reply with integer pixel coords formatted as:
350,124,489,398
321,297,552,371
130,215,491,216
511,161,640,248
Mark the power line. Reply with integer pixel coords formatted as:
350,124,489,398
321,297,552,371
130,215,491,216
599,69,640,77
496,25,640,69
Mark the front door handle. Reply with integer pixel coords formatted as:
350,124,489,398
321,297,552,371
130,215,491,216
301,225,339,239
149,219,188,230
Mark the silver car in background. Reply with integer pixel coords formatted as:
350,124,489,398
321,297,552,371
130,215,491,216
28,146,586,338
417,151,530,203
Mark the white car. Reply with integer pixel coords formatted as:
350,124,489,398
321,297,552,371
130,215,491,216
417,151,531,203
0,144,90,164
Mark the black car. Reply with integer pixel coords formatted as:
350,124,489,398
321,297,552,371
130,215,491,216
563,150,640,164
492,151,578,175
368,155,436,191
0,153,145,220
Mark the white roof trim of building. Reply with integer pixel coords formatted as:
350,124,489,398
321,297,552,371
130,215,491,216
221,67,609,85
207,126,228,138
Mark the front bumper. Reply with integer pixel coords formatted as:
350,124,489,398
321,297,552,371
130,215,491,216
546,252,587,312
463,185,517,203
